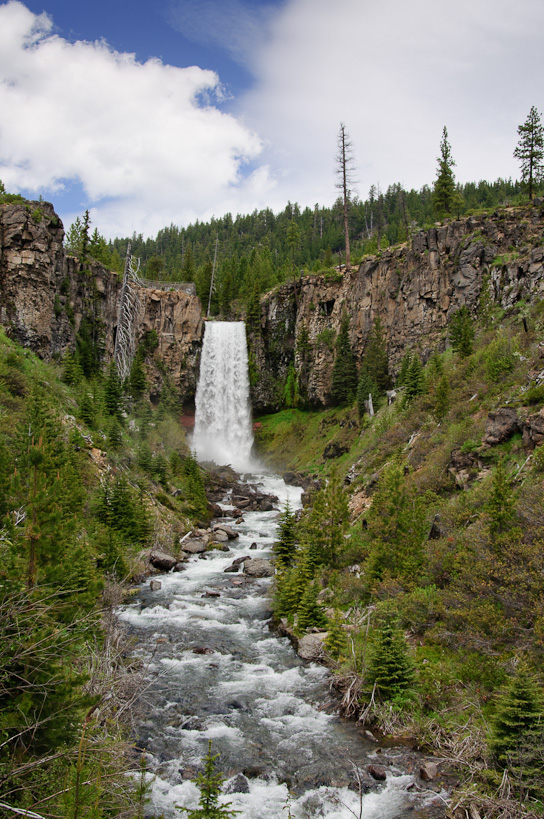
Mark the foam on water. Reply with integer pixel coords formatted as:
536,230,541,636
120,470,424,819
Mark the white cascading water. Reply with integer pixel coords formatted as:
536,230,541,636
193,321,254,471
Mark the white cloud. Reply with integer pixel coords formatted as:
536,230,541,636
2,0,544,238
239,0,544,206
0,1,273,237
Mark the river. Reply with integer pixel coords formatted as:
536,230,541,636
119,470,446,819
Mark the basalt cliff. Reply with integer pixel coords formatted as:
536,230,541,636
0,200,203,399
1,199,544,410
251,203,544,410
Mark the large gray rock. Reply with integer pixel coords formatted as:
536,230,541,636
181,539,207,554
297,632,327,661
149,550,177,571
483,407,520,446
243,558,274,577
213,524,239,540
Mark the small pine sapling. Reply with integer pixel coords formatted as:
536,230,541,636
177,740,239,819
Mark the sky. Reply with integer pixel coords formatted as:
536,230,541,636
0,0,543,240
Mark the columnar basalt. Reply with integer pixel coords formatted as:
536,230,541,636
250,205,544,410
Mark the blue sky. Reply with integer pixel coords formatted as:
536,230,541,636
1,0,544,239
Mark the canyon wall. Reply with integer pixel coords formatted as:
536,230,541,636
251,204,544,410
2,199,544,413
0,201,204,400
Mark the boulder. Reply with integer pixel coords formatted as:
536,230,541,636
212,530,229,543
323,441,348,459
213,524,239,540
297,632,327,661
149,579,162,591
181,539,207,554
368,765,387,781
522,411,544,449
224,774,250,794
258,499,275,512
224,563,240,573
483,407,520,446
419,762,438,782
243,558,274,578
149,550,177,571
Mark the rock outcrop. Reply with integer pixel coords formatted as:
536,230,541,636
0,200,204,400
3,200,544,412
250,205,544,410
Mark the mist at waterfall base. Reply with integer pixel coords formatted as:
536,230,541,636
192,321,258,472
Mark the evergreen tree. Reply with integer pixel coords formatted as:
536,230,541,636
282,362,300,408
65,216,83,256
489,663,544,797
331,314,357,405
274,501,297,566
356,364,379,419
366,619,415,700
302,471,349,568
61,349,83,386
364,317,390,393
325,610,348,660
433,127,461,219
178,740,239,819
364,460,428,586
396,351,412,387
107,417,124,450
129,349,147,399
449,306,474,357
403,353,425,403
104,361,123,418
336,123,355,271
296,580,327,633
486,458,515,538
514,106,544,200
433,374,450,421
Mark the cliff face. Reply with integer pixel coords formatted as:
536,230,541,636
251,205,544,411
0,201,204,400
3,200,544,414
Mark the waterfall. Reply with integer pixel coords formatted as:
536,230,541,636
193,321,254,471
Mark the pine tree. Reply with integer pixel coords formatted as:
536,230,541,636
296,580,327,633
325,610,348,660
178,740,239,819
331,314,357,405
433,127,461,219
514,106,544,200
433,374,450,421
396,351,412,387
449,306,474,357
104,361,123,418
302,471,349,568
489,663,544,797
365,460,428,586
403,353,425,403
274,501,297,565
336,123,355,271
356,364,379,419
129,349,147,399
366,619,415,700
364,317,390,393
486,458,515,538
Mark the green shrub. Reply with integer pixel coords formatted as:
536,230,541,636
484,334,516,381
